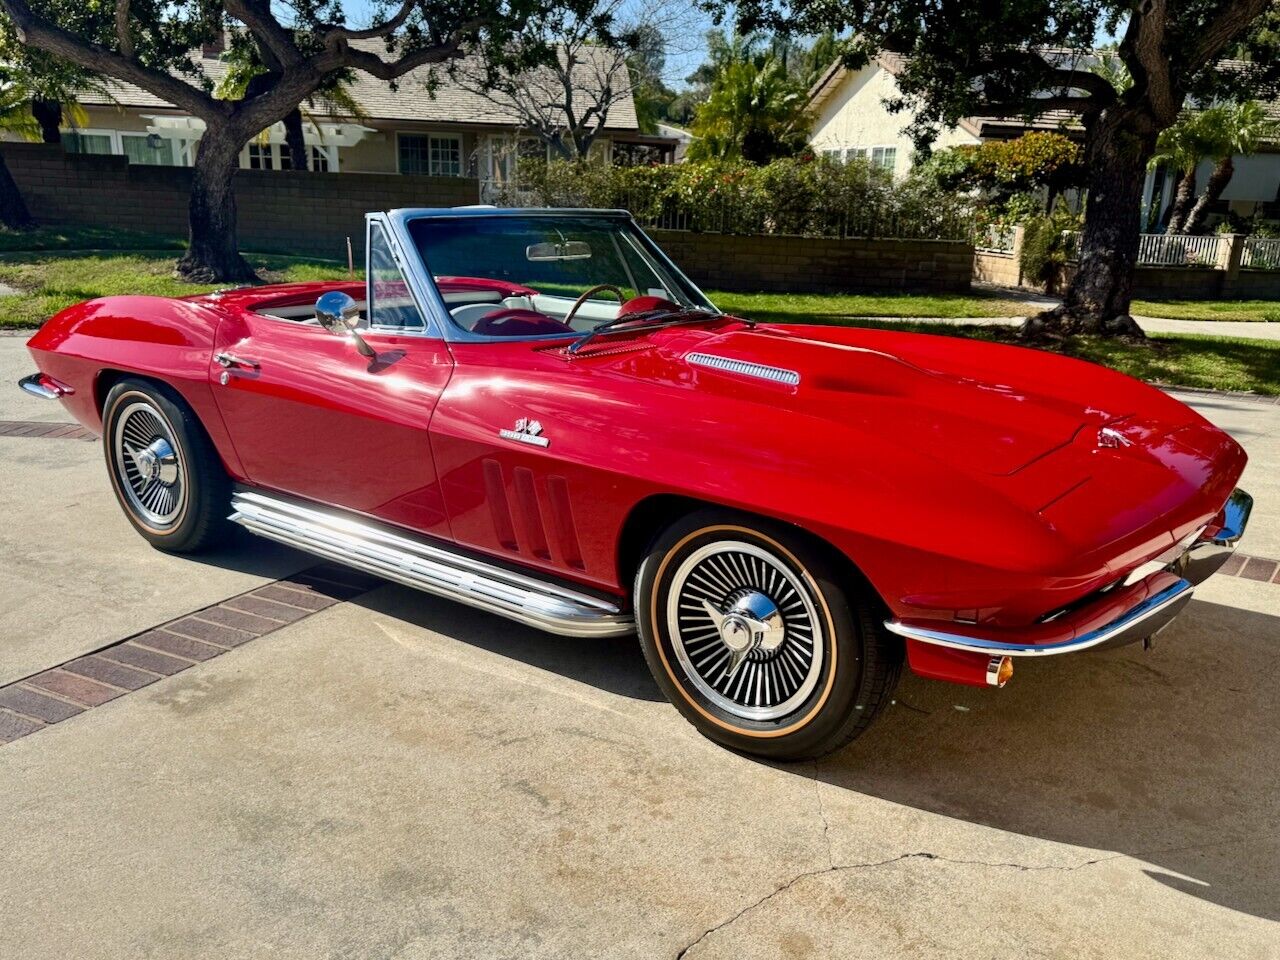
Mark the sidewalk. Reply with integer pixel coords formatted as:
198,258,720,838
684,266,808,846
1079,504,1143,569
963,284,1280,341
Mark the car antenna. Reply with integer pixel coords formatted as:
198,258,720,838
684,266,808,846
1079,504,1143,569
346,237,354,279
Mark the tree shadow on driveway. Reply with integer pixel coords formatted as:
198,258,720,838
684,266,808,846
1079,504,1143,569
350,581,665,704
326,580,1278,923
810,597,1280,923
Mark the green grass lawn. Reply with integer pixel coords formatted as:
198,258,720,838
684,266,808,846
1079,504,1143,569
824,318,1280,396
1129,299,1280,323
708,289,1033,321
0,229,342,329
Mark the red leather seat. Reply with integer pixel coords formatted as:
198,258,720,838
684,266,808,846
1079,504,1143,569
471,309,575,338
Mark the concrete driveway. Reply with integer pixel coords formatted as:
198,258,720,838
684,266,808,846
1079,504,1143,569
1,335,1277,959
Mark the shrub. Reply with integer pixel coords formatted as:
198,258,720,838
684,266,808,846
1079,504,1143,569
1020,204,1084,288
503,156,973,240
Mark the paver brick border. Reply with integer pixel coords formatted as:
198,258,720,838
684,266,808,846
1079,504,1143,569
0,564,381,745
0,419,95,440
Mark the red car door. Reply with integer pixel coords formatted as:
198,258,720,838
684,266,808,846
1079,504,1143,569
209,312,454,538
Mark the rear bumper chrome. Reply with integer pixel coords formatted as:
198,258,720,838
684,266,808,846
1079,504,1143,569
19,372,73,399
886,487,1251,658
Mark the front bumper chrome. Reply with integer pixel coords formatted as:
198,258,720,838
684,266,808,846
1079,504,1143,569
1181,488,1252,585
886,487,1251,658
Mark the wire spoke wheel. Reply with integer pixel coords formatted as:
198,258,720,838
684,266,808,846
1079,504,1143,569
665,540,824,722
112,399,185,527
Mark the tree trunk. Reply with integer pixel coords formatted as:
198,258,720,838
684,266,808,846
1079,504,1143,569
1165,167,1197,233
176,131,258,283
0,149,34,229
283,108,308,170
30,98,62,144
1182,155,1233,235
1023,107,1153,340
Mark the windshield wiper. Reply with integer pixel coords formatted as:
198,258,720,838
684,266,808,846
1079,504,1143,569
566,306,732,355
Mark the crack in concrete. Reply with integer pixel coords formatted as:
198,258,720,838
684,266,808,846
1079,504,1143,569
812,773,834,870
674,850,1119,959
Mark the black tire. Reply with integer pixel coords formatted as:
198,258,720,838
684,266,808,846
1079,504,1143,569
102,377,233,553
635,508,902,761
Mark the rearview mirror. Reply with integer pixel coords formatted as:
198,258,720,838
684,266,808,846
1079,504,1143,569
315,291,374,358
526,240,592,262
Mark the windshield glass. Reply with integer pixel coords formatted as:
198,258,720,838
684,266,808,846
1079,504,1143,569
406,214,715,339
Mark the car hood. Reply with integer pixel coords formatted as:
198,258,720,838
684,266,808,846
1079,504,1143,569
591,319,1242,569
628,321,1201,477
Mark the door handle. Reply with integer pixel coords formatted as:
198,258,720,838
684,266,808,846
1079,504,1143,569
214,352,259,370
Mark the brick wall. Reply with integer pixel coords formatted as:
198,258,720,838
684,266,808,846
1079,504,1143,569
4,143,976,292
1056,263,1280,299
2,142,478,260
647,230,973,293
973,251,1021,287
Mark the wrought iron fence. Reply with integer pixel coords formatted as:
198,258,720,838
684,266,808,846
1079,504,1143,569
1062,232,1227,267
975,223,1016,254
1241,236,1280,271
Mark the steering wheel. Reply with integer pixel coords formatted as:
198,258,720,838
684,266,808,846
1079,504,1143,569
563,284,628,329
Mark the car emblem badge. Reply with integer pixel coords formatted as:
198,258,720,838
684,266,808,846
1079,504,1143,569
500,417,550,448
1097,427,1133,449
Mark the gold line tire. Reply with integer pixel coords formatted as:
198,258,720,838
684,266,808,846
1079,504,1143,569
635,509,902,760
102,378,232,554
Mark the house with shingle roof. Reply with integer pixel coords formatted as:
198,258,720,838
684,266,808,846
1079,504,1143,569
807,53,1280,228
20,39,676,193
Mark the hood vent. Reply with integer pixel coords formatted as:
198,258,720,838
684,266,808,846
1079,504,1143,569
686,352,800,386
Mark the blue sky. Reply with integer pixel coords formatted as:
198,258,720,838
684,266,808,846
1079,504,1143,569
334,4,1124,91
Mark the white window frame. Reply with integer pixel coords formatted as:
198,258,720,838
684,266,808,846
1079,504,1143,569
62,127,196,167
397,131,464,177
870,146,897,173
61,127,122,156
239,142,338,172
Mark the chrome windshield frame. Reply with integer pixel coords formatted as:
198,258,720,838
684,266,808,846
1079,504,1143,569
383,207,719,344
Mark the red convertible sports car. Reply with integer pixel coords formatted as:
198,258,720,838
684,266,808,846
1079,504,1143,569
21,208,1252,759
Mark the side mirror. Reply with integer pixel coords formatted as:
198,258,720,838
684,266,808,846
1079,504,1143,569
316,290,359,332
315,291,374,358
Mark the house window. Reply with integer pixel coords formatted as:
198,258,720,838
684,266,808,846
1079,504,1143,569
845,147,868,163
310,146,332,172
399,133,463,176
64,132,113,155
120,134,176,166
247,142,274,170
870,147,897,172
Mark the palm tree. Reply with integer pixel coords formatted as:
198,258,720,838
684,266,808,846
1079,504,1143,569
1149,110,1218,234
1182,100,1279,234
688,35,810,164
0,67,45,228
0,44,104,229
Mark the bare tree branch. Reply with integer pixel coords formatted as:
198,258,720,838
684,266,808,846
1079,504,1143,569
322,0,416,42
1188,0,1273,75
224,0,304,69
114,0,134,59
